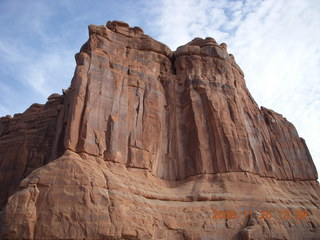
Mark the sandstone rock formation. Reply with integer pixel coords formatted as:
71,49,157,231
0,95,64,210
0,20,319,239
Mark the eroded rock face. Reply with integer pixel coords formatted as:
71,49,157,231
0,21,319,239
0,94,65,209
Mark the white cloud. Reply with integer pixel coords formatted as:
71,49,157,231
230,0,320,174
148,0,320,173
0,0,79,116
0,37,75,114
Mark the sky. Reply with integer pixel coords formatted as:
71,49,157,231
0,0,319,174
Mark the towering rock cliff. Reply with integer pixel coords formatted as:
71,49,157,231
0,21,319,240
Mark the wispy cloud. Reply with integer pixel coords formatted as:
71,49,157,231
0,37,76,114
0,0,82,115
148,0,320,172
147,0,263,49
230,0,320,173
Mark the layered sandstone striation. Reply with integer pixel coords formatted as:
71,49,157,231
0,21,319,239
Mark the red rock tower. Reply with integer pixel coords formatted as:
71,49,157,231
0,21,319,239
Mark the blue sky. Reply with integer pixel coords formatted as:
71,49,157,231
0,0,319,173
